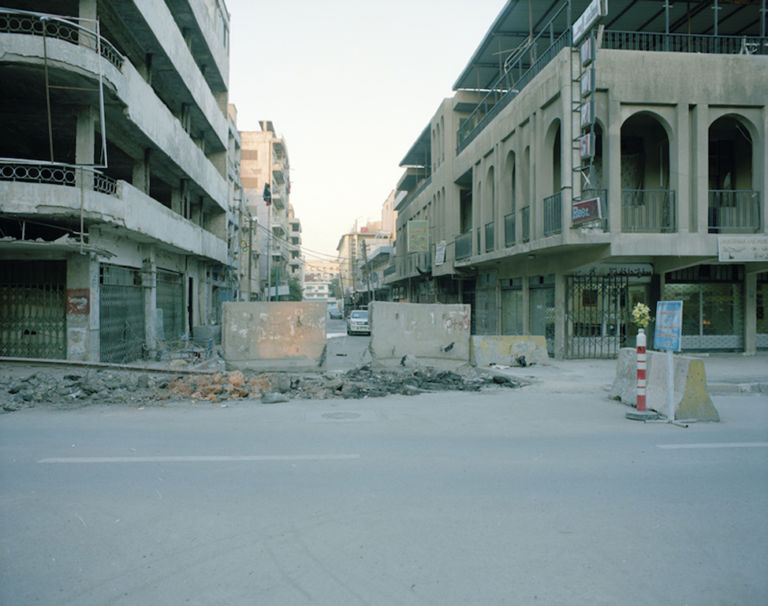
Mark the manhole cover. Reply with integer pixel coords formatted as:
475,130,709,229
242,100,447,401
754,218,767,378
322,412,361,420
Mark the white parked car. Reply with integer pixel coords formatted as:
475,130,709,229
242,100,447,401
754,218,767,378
346,309,370,335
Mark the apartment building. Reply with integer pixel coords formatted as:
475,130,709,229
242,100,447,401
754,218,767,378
240,122,298,300
387,0,767,358
0,0,240,362
337,191,397,307
303,258,339,303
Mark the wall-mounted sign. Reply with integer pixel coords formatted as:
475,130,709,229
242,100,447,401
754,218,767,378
580,36,594,66
580,99,594,129
655,300,683,352
434,242,446,265
66,289,90,315
579,133,595,159
407,219,429,253
573,0,608,45
718,236,768,261
572,197,602,224
580,68,594,97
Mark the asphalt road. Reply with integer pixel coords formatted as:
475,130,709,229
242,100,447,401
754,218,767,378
1,377,767,605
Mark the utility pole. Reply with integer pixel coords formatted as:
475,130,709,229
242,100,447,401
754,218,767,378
362,239,373,303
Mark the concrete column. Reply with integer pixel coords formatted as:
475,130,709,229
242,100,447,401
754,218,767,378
521,274,530,334
607,96,622,233
75,106,96,189
141,247,158,358
132,149,151,194
554,272,567,359
78,0,97,25
66,254,98,362
690,104,709,233
675,102,690,234
744,271,757,356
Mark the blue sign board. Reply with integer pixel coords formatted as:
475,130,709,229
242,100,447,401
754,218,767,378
655,301,683,351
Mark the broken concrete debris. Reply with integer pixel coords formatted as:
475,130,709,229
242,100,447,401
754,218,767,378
0,364,526,412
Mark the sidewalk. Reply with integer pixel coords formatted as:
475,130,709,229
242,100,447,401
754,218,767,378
486,351,768,395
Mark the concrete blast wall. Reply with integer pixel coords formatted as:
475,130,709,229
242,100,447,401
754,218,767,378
222,302,326,371
369,302,470,368
471,336,549,367
611,348,719,422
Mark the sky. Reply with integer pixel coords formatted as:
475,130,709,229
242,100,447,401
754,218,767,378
225,0,508,261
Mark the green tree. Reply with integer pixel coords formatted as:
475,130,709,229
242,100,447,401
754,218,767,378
287,276,303,301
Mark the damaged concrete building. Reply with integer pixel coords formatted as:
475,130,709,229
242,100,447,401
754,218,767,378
0,0,243,362
386,0,767,359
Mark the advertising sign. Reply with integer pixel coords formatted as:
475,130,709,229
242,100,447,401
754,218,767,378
580,99,594,129
407,220,429,253
572,196,601,224
655,300,683,352
579,133,595,159
573,0,608,44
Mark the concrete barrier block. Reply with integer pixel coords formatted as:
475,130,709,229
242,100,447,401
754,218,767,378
611,348,719,422
222,302,326,372
470,335,549,367
369,302,470,369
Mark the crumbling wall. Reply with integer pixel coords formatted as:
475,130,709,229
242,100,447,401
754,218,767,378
222,302,326,371
369,302,470,368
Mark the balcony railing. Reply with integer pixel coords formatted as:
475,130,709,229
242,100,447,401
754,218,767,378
602,31,767,56
455,232,472,260
504,212,516,247
521,206,530,243
708,190,761,233
621,190,676,232
0,161,117,194
485,222,495,252
543,192,562,236
0,9,125,69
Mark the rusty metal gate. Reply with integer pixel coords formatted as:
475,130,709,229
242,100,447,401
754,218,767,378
99,264,144,363
156,269,184,340
566,272,630,358
0,261,66,359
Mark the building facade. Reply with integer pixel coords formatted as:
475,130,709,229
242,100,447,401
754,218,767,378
303,258,339,303
239,122,300,300
0,0,240,362
386,0,767,358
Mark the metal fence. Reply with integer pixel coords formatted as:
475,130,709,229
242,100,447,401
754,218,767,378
708,190,761,233
621,189,676,232
543,193,562,236
521,206,531,242
0,261,66,359
602,31,767,56
485,222,495,252
504,213,516,247
455,232,472,260
99,265,145,363
566,272,630,359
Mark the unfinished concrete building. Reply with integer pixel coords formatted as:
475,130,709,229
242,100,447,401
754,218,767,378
0,0,240,362
387,0,767,358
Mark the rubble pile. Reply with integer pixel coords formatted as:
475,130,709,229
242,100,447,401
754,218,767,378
0,364,525,412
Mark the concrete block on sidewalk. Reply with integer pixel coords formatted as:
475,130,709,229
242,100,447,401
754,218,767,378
611,348,719,422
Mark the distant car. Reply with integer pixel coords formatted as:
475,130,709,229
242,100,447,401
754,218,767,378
328,305,342,320
346,309,370,335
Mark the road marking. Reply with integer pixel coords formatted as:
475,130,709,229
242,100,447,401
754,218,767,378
656,442,768,450
38,454,360,464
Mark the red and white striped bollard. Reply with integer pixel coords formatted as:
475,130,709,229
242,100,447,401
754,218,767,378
636,328,647,412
